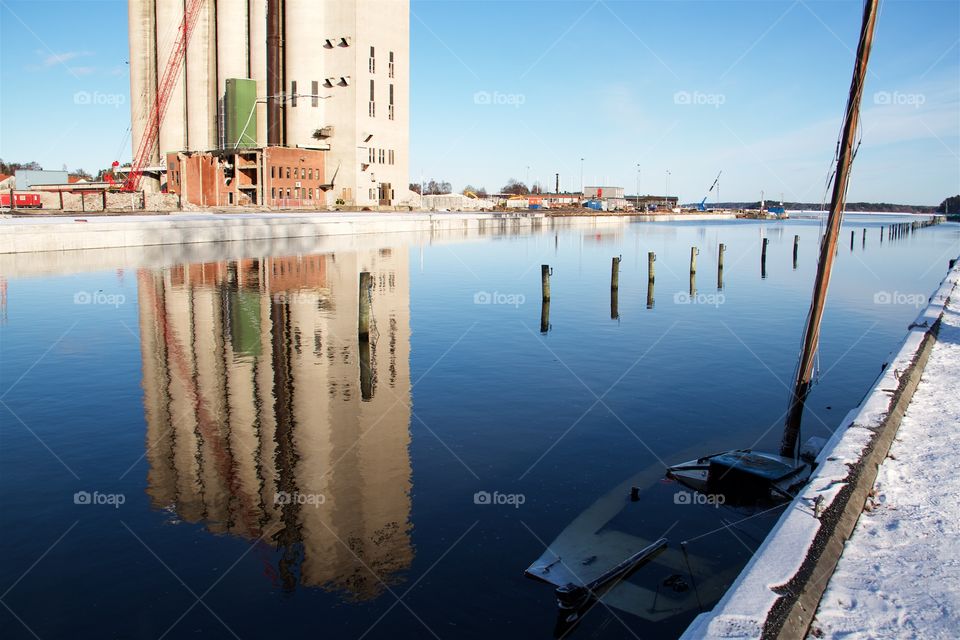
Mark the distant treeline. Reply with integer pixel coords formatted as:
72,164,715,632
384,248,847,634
705,200,958,214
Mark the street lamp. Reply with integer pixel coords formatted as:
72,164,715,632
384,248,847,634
664,170,671,208
580,157,584,195
636,163,641,209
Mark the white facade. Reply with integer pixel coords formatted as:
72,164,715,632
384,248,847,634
128,0,410,206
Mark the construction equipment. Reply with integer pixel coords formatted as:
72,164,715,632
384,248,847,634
122,0,208,192
697,171,722,211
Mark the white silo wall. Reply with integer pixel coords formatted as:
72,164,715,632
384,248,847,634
128,0,160,191
248,0,268,147
155,0,188,154
185,0,216,150
283,2,325,147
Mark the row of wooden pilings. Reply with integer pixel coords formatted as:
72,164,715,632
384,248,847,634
536,215,946,332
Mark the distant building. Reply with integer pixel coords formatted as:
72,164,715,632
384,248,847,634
633,195,679,211
15,170,68,190
0,173,14,189
585,186,627,211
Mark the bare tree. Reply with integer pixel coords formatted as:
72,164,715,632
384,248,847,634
501,179,529,195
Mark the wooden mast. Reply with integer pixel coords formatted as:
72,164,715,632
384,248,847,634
781,0,880,458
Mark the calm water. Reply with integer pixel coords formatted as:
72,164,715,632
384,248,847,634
1,215,957,639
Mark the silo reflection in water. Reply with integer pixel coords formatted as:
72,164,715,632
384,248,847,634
137,249,413,600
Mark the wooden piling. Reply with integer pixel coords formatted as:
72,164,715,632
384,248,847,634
862,227,866,248
540,299,550,333
850,229,855,250
648,252,656,283
358,272,372,341
611,256,620,290
793,234,799,269
880,226,884,243
718,243,726,290
646,279,655,309
690,247,698,275
762,238,769,279
611,289,619,320
541,265,551,301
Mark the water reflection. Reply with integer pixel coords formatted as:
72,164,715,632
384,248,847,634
137,249,413,600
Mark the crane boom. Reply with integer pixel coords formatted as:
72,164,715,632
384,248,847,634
123,0,208,192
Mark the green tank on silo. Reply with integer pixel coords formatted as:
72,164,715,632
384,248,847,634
224,78,258,149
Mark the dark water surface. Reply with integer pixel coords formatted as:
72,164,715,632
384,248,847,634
1,215,957,639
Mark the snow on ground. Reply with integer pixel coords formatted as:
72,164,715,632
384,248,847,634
810,301,960,639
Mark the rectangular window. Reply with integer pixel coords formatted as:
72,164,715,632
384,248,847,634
291,81,297,107
379,149,385,164
301,167,306,179
389,51,394,78
308,168,313,180
389,84,394,105
370,79,375,102
286,188,291,198
388,104,394,120
271,166,275,179
369,188,375,200
272,187,276,199
369,101,375,117
312,81,319,107
368,148,374,163
369,46,375,73
286,167,291,179
389,150,394,165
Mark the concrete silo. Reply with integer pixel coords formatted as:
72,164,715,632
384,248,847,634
127,0,160,191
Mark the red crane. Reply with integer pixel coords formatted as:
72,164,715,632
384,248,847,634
123,0,208,192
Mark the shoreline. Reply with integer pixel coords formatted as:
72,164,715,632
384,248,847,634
0,211,735,255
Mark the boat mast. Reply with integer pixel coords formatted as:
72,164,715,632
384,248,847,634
781,0,880,458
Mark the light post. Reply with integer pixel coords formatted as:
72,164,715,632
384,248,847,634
665,170,671,208
636,163,641,210
580,157,584,196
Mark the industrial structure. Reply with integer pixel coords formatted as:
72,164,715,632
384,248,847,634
128,0,409,207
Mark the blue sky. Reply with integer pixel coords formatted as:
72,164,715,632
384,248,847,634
1,0,957,204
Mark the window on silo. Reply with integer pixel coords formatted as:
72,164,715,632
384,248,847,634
389,51,394,78
291,81,297,107
312,81,319,107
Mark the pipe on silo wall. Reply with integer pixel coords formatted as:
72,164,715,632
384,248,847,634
266,0,283,145
217,0,249,149
284,1,324,147
155,0,188,154
185,0,216,150
128,0,160,192
249,0,268,147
